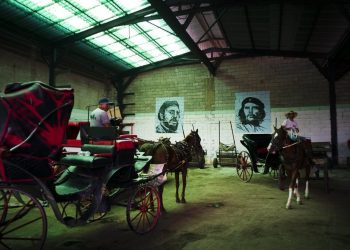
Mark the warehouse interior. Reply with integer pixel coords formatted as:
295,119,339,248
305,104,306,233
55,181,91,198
0,0,350,249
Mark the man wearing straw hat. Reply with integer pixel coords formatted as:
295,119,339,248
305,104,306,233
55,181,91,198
281,110,300,141
281,110,317,173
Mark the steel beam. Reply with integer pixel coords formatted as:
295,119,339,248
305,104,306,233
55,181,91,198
328,4,350,60
182,3,200,29
54,6,157,46
202,47,327,58
327,61,339,166
278,2,284,50
118,52,198,77
149,0,216,75
244,5,255,49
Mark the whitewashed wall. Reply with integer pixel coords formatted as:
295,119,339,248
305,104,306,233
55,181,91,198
123,106,349,165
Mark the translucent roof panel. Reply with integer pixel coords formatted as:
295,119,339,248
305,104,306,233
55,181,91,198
9,0,190,68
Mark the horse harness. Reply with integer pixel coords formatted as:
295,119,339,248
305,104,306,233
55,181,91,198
152,140,190,161
172,141,191,162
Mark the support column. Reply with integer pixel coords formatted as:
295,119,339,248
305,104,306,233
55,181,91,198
328,60,338,166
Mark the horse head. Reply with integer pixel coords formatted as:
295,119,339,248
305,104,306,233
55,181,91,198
269,126,287,153
158,137,171,146
185,129,204,153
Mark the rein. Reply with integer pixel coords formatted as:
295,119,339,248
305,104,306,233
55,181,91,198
282,141,301,149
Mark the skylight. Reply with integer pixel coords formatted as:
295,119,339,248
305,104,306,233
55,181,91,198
9,0,190,68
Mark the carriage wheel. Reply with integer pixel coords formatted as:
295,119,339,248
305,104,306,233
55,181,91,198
213,158,218,168
126,185,161,234
0,186,47,249
236,151,253,182
0,190,7,224
60,194,107,225
61,201,107,224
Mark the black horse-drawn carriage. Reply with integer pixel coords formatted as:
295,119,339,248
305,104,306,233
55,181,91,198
0,82,163,249
240,134,280,179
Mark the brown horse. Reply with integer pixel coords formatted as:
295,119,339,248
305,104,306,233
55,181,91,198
139,130,202,211
269,126,312,209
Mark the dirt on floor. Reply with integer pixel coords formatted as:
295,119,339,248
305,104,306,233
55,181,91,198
36,166,350,250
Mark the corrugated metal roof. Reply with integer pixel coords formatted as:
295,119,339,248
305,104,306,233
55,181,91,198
1,0,350,78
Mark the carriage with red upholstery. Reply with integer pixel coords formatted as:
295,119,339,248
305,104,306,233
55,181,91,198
0,81,161,249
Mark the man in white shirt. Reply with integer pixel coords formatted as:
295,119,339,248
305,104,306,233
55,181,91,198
90,97,111,127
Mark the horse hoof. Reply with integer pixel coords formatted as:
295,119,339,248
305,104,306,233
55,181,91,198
305,195,310,199
181,199,186,203
297,200,302,205
286,205,292,209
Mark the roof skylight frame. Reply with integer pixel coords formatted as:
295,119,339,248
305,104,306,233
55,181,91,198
8,0,191,68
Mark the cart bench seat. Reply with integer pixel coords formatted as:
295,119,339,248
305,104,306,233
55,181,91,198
59,142,136,169
59,154,112,168
60,144,114,168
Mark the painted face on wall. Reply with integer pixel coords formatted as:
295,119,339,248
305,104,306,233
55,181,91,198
162,105,180,131
243,102,260,122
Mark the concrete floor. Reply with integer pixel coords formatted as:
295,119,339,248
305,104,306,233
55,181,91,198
39,166,350,250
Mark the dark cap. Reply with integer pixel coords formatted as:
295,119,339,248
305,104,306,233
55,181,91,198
98,97,109,104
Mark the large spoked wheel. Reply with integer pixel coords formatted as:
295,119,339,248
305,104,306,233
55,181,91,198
126,185,161,234
0,189,7,224
60,200,106,225
236,151,253,182
60,191,107,225
0,186,47,249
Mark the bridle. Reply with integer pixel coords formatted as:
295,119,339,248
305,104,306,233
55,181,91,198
271,128,300,152
187,131,203,154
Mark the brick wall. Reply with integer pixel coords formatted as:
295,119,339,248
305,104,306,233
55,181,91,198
1,47,348,164
0,48,114,117
124,57,350,165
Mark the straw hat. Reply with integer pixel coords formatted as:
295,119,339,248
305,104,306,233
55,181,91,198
285,110,298,117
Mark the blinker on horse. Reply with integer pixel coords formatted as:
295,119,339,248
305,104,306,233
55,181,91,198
139,130,203,211
269,126,312,209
